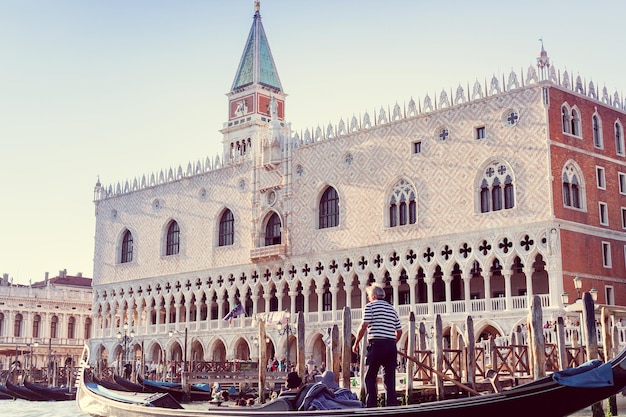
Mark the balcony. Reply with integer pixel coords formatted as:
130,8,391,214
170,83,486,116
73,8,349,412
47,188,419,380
250,244,286,262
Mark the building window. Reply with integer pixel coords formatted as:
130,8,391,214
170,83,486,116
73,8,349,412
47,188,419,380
622,208,626,229
477,160,515,213
599,202,608,225
437,127,449,142
561,105,571,134
620,173,626,194
121,229,133,263
84,317,92,339
218,209,234,246
322,290,332,311
571,108,581,136
14,313,22,337
596,166,606,189
165,220,180,255
505,110,519,126
605,286,615,305
593,114,603,148
264,212,281,246
389,179,417,227
476,126,486,140
412,141,422,154
562,163,585,210
319,186,339,229
67,316,75,339
0,313,4,337
602,241,612,268
51,315,58,338
32,314,40,338
616,121,625,156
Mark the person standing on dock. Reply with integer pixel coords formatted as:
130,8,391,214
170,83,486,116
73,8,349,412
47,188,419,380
352,283,402,407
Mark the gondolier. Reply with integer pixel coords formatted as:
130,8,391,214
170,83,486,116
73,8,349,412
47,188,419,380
352,283,402,407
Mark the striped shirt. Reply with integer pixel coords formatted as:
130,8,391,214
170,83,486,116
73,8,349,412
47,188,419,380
362,299,401,340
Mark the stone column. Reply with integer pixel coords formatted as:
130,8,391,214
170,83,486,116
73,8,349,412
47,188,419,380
344,278,353,309
444,277,452,314
407,277,417,308
289,292,297,316
330,285,338,313
503,271,513,311
462,273,472,314
523,266,534,300
425,274,434,316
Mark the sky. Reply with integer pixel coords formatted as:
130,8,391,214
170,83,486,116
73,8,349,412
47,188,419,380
1,0,625,285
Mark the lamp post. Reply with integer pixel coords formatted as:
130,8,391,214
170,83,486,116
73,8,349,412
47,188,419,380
25,341,38,382
573,276,583,299
116,322,135,369
277,318,295,372
168,328,188,374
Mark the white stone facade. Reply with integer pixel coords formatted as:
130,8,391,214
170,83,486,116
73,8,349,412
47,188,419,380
0,271,92,372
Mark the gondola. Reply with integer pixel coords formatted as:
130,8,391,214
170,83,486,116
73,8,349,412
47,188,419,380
0,385,15,400
0,391,13,400
4,381,49,401
113,374,150,392
23,380,76,401
77,344,626,417
93,374,134,392
138,374,214,402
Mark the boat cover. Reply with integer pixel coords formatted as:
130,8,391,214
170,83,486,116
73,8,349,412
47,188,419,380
297,384,363,411
552,359,614,388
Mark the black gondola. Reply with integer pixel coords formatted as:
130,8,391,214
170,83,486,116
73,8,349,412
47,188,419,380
4,381,49,401
23,380,76,401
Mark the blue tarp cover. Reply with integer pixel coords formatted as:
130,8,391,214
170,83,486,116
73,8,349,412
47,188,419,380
552,359,614,388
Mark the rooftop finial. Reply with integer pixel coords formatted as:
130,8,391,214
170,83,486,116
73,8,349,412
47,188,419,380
254,0,260,13
537,37,550,80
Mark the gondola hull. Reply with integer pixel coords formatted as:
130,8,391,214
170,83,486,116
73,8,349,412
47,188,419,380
77,345,626,417
23,380,76,401
138,375,213,402
5,381,49,401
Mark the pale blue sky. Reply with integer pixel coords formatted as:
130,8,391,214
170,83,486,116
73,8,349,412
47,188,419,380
1,0,624,284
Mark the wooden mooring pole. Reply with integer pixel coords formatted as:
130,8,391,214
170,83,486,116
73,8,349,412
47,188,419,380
258,319,267,404
582,292,603,417
434,314,444,401
466,316,475,389
296,312,305,380
405,312,415,403
528,295,546,379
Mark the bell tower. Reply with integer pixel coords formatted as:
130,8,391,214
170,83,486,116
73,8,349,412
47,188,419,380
221,1,286,164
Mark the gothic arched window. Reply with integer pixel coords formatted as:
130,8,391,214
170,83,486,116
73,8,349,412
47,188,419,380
477,160,515,213
571,108,581,136
121,229,133,263
264,212,281,246
615,121,624,156
319,186,339,229
562,162,585,210
218,209,235,246
561,105,571,134
165,220,180,255
593,114,603,148
389,179,417,227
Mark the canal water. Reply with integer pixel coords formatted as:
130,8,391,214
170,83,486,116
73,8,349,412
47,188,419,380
2,395,624,416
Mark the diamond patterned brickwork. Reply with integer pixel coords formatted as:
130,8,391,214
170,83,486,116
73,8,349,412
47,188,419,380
289,85,551,257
